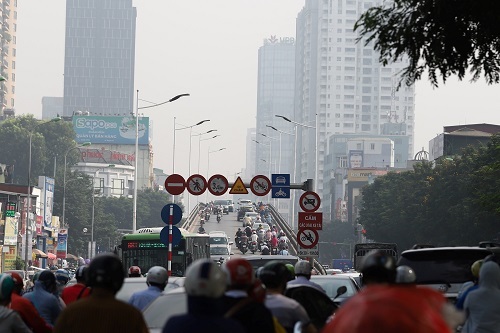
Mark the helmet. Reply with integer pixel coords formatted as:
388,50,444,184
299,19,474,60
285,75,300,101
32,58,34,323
252,231,256,234
55,269,70,285
238,228,241,231
395,265,417,284
146,266,168,285
295,260,312,276
185,259,227,298
471,260,484,278
285,263,295,277
128,266,142,277
75,266,88,282
360,250,396,285
7,272,23,290
32,270,44,283
49,265,58,271
222,258,254,288
38,270,57,293
87,253,125,294
258,261,293,288
0,274,14,302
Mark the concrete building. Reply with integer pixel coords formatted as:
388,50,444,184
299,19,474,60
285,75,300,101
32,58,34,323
294,0,415,207
0,0,17,119
429,123,500,160
63,0,136,117
41,97,63,120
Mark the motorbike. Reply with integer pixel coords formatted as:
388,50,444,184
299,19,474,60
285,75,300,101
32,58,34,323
249,240,258,254
240,241,248,254
216,214,221,223
198,226,206,234
205,212,210,221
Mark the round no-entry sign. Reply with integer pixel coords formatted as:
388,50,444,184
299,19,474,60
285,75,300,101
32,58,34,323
299,191,321,212
164,174,186,195
297,228,319,249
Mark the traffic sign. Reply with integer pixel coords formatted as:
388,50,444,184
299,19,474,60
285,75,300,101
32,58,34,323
160,204,183,225
160,226,182,246
272,187,290,199
298,212,323,230
208,174,229,196
164,174,186,195
297,228,319,249
271,174,290,186
297,245,319,257
299,191,321,212
229,176,248,195
250,175,271,196
186,174,207,195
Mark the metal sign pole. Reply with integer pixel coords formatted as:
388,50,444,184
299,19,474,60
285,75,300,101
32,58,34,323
168,205,173,276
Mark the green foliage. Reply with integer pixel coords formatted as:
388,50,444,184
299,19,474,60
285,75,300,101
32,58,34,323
354,0,500,87
358,139,500,251
319,220,356,263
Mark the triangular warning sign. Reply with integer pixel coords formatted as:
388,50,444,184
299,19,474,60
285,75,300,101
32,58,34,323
229,176,248,194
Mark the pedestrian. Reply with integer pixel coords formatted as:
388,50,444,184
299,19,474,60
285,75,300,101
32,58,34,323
61,266,90,305
259,261,317,333
54,253,148,333
162,259,244,333
23,270,63,327
7,272,52,333
129,266,168,311
462,261,500,333
0,273,33,333
221,258,275,333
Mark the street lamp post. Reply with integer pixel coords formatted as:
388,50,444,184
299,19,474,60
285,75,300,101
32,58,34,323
252,139,271,176
206,147,226,202
173,119,210,175
260,133,279,173
25,117,60,272
198,135,220,174
133,92,189,233
266,125,294,174
90,164,115,258
63,142,91,228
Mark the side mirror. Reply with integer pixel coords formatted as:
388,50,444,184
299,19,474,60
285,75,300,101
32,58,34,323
334,286,347,299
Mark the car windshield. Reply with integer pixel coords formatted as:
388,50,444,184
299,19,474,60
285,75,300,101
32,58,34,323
210,247,229,255
143,291,187,328
310,277,357,299
209,237,227,245
245,213,258,218
245,257,299,271
398,249,490,284
213,200,228,206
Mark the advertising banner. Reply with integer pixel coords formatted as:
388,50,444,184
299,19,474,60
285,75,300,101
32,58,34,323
39,177,55,228
349,150,364,168
3,245,17,271
4,216,18,246
73,116,150,145
56,229,68,259
36,215,43,235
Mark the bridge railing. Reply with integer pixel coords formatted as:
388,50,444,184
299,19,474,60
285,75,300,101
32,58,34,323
180,202,204,231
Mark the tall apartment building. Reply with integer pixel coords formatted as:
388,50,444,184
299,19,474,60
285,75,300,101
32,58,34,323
295,0,415,204
255,36,296,179
0,0,17,119
63,0,137,117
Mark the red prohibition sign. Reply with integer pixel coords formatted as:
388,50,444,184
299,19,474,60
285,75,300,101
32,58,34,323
296,228,319,249
164,174,186,195
299,191,321,212
250,175,271,196
186,174,207,195
208,174,229,196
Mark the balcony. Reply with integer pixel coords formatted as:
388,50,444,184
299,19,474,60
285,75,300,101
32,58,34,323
3,22,9,32
2,59,8,69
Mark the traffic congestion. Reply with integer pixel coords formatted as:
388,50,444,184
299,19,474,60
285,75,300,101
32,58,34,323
0,200,499,333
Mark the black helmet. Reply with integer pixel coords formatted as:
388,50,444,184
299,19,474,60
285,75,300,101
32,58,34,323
360,250,396,285
38,270,57,293
87,253,125,293
75,265,88,283
258,260,293,288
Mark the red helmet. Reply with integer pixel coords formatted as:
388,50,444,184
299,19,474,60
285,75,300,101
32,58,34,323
128,266,142,277
7,272,23,289
222,258,254,288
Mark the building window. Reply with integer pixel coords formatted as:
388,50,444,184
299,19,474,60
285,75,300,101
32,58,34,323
112,179,124,196
94,178,104,196
339,156,348,168
370,143,375,150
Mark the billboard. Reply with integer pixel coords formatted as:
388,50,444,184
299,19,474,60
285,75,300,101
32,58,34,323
57,229,68,259
4,216,18,245
73,116,149,145
349,150,364,168
39,176,55,228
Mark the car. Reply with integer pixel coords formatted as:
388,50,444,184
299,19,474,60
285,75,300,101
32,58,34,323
242,212,260,227
238,199,252,208
309,274,361,305
397,245,499,301
237,205,254,221
226,199,234,212
212,200,229,214
208,231,233,256
143,288,187,333
243,254,300,272
336,271,363,288
210,245,232,264
115,276,185,303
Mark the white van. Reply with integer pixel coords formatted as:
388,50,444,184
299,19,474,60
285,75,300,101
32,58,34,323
238,199,252,208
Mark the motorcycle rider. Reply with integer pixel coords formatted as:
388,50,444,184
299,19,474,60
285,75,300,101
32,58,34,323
0,274,32,333
129,266,168,311
244,225,253,238
128,266,142,277
23,270,63,327
261,244,270,255
235,228,243,249
61,265,90,305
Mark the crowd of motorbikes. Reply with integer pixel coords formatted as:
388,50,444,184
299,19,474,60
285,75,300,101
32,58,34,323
197,204,224,234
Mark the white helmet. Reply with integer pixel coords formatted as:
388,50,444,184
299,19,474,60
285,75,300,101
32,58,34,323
185,259,227,298
294,260,312,276
146,266,168,285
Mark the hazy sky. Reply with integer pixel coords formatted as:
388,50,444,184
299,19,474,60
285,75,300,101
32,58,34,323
16,1,500,182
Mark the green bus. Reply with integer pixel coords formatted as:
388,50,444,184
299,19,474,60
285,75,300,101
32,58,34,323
120,227,210,276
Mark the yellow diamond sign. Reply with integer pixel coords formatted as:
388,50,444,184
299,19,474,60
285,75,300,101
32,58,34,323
229,176,248,194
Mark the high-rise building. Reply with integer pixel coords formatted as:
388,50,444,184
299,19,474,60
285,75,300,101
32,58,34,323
1,0,17,119
41,97,63,120
63,0,137,117
295,0,415,204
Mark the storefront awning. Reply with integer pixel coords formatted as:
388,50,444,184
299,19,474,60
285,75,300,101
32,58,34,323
32,249,47,258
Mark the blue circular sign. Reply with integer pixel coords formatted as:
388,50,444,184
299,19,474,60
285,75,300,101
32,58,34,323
161,204,183,225
160,226,182,246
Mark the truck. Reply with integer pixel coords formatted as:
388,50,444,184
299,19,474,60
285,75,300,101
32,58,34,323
353,242,398,272
332,259,353,271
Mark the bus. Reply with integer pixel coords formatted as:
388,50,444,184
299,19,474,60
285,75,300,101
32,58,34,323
120,227,210,276
353,243,398,272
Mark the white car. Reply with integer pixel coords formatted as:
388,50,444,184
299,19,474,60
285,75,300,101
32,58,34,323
208,231,233,253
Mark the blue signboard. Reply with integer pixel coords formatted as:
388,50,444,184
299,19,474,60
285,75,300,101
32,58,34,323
160,226,182,246
271,174,291,199
73,116,150,145
160,204,183,225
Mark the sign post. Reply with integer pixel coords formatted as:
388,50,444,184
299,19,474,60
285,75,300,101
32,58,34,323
160,203,182,276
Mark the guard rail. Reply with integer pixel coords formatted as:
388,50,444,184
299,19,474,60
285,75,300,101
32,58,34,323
180,202,204,231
